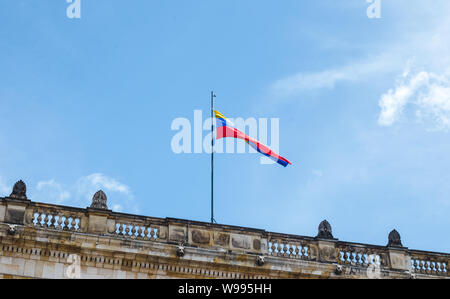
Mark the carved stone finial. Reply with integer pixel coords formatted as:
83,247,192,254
316,220,333,239
387,229,403,247
10,180,27,200
90,190,108,210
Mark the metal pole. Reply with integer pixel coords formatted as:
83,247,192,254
211,91,216,224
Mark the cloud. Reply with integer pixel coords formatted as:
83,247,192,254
29,173,139,214
271,55,397,95
378,67,450,130
270,1,450,99
75,173,139,213
35,179,71,204
75,173,131,197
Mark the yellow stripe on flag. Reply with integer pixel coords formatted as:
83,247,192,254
214,110,228,120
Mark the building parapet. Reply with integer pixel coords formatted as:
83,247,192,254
0,180,448,279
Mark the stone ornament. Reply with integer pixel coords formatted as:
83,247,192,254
176,245,185,257
90,190,108,210
316,220,333,239
335,264,343,275
256,256,265,266
7,224,17,236
387,229,403,247
10,180,27,200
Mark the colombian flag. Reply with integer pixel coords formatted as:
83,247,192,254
214,110,292,167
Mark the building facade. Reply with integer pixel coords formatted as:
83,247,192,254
0,180,448,279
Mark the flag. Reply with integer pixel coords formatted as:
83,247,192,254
214,110,292,167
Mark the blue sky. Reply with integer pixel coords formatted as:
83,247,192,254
1,0,450,252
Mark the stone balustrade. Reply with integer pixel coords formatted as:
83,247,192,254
0,180,449,279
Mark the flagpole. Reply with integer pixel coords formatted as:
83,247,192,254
211,91,216,224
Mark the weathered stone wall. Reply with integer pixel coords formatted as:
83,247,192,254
0,181,448,279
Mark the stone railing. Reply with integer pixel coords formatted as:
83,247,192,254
336,242,390,268
410,249,448,277
106,212,167,241
266,233,317,261
0,180,449,278
25,202,87,232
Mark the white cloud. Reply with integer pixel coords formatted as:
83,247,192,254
75,173,139,213
112,204,123,212
35,179,70,204
28,173,139,214
270,1,450,100
271,55,397,95
75,173,130,197
416,83,450,131
378,67,450,130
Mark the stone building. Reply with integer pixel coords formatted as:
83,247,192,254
0,180,448,279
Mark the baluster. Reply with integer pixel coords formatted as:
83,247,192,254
131,225,137,237
277,243,283,256
38,212,44,227
70,217,76,231
125,225,130,236
270,242,276,255
294,245,300,258
340,250,345,263
412,259,417,272
301,246,306,259
430,262,436,273
275,242,280,255
50,215,56,228
348,252,354,263
361,252,367,266
415,260,421,272
64,217,69,230
420,260,426,273
428,261,433,273
118,224,124,235
143,227,149,239
57,215,63,230
346,251,351,264
43,214,49,228
137,226,143,238
37,213,42,227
